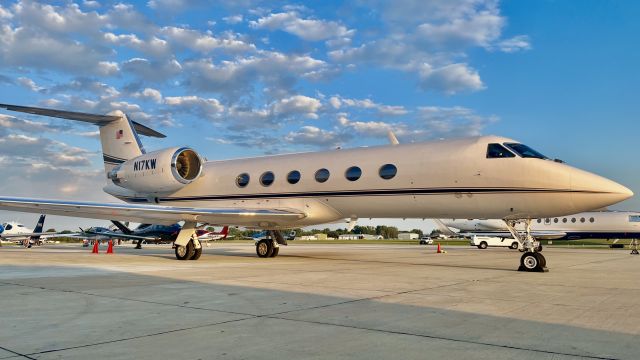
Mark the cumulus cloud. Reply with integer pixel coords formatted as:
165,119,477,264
328,96,408,116
17,77,45,92
250,11,354,41
121,58,183,82
134,88,163,103
0,134,94,167
160,26,255,53
48,78,120,97
272,95,321,119
223,15,243,24
164,95,225,120
0,114,68,135
336,114,420,140
415,8,503,49
328,0,527,94
418,63,484,94
285,126,346,147
416,106,497,138
184,52,328,101
497,35,531,53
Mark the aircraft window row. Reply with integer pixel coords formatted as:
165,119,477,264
538,217,596,224
235,163,398,188
486,143,547,159
630,215,640,222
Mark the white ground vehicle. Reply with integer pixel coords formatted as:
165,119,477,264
419,236,433,245
470,235,521,250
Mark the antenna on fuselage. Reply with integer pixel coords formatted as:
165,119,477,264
387,130,399,145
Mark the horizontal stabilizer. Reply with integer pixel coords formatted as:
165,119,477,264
0,103,165,138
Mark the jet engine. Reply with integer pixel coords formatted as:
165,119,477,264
107,147,203,193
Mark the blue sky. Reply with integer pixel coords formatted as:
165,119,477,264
0,0,638,231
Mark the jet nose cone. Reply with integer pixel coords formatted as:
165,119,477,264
571,168,633,211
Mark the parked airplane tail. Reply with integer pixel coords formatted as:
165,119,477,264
0,104,165,175
432,219,459,237
28,214,46,242
221,226,229,237
111,220,133,235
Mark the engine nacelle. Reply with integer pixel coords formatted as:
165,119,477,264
108,147,203,194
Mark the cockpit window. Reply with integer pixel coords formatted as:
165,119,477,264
504,143,548,159
486,143,515,158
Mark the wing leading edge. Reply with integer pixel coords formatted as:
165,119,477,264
0,197,306,227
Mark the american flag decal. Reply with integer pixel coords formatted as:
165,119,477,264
116,129,123,139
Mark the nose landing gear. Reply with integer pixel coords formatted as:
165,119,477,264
504,219,548,272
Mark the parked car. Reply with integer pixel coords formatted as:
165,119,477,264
419,236,433,245
470,235,521,250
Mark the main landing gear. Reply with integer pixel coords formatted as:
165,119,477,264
504,219,548,272
173,221,202,260
255,230,287,258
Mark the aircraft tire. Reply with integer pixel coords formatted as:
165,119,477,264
190,247,202,260
535,252,546,268
175,241,195,260
519,252,547,272
270,247,279,257
536,244,543,252
256,239,273,258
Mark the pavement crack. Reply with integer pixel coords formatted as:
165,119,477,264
263,316,618,360
0,346,36,360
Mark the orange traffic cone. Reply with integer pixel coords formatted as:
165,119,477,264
437,243,442,253
106,240,114,254
92,241,99,254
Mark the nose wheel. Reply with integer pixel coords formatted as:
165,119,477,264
504,219,549,272
519,252,548,272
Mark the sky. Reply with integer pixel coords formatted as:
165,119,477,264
0,0,638,232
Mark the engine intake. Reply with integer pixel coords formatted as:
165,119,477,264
108,147,203,194
172,148,201,183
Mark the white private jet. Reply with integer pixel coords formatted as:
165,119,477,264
436,211,640,241
0,103,633,272
0,214,49,247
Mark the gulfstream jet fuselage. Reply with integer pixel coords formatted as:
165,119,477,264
0,103,632,271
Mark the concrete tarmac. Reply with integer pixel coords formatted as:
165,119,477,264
1,243,639,359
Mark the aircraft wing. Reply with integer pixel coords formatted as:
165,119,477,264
0,232,58,239
82,231,159,241
0,197,306,227
458,231,567,240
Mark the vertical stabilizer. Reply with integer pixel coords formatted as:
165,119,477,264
100,111,145,174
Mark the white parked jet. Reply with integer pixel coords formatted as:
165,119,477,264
0,103,633,272
437,211,640,241
0,214,48,247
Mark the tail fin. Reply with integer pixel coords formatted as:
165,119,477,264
0,104,165,174
111,220,133,235
29,214,46,241
220,226,229,238
432,219,458,237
